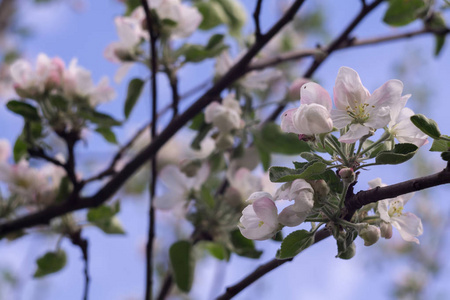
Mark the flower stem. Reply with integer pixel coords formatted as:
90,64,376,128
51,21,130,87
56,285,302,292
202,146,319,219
357,130,390,158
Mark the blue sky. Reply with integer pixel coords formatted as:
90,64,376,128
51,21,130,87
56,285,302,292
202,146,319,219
1,1,450,299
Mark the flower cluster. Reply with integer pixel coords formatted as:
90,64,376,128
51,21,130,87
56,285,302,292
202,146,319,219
282,67,428,146
10,53,115,107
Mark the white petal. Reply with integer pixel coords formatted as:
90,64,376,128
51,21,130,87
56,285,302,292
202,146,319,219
158,165,188,193
377,200,391,223
333,66,370,111
253,197,278,227
300,82,332,111
154,191,184,210
278,206,307,227
280,108,299,134
330,109,352,129
367,79,403,107
391,212,423,244
246,192,273,203
338,124,370,143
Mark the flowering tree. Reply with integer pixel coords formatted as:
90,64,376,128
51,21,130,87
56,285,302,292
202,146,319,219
1,0,450,299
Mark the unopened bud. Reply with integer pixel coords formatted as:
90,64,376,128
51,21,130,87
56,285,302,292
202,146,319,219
358,224,380,246
309,179,329,201
179,159,202,177
215,133,234,150
380,222,393,239
338,242,356,260
288,78,310,100
339,168,355,184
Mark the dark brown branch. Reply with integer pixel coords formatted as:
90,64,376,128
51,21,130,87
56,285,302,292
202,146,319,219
253,0,264,39
156,272,173,300
216,228,332,300
69,230,89,300
265,0,383,123
141,0,159,298
249,27,450,72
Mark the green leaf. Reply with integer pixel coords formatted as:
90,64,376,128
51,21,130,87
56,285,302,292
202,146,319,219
214,0,247,37
410,114,441,139
257,123,310,155
6,100,40,122
87,204,125,234
80,109,122,127
34,250,67,278
200,185,215,208
206,34,225,50
202,242,230,261
189,113,205,130
191,122,213,150
383,0,426,27
95,127,118,144
230,230,262,259
426,13,447,56
13,137,28,162
124,78,145,119
125,0,141,15
196,2,228,30
430,136,450,152
169,241,195,293
441,151,450,161
375,143,418,165
269,162,327,182
276,230,314,260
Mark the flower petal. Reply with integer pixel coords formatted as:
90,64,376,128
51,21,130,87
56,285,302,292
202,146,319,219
391,212,423,244
338,124,370,143
253,197,278,227
280,108,299,134
300,82,332,111
333,66,370,111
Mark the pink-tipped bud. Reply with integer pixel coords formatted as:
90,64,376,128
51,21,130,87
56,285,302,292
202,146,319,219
380,222,393,239
288,78,310,100
339,168,355,184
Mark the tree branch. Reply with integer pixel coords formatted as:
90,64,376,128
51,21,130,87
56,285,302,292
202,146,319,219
253,0,264,39
216,164,450,299
0,0,307,236
141,0,159,298
265,0,384,123
69,230,89,300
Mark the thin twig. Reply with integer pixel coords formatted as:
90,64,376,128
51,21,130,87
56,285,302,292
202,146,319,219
265,0,384,123
141,0,159,299
69,230,89,300
253,0,264,39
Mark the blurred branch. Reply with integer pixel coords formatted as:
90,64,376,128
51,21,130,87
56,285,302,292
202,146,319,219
265,0,384,123
69,230,89,300
140,0,159,299
253,0,264,39
249,27,450,71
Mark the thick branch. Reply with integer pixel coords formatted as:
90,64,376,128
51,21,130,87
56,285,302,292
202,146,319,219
253,0,264,39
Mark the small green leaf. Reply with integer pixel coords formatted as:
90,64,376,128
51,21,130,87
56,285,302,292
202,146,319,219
426,13,447,56
269,162,327,182
95,127,118,144
124,78,145,119
383,0,426,27
87,204,125,234
441,151,450,161
256,123,310,155
205,34,225,50
410,114,441,139
6,100,41,122
189,113,205,130
276,230,315,260
191,122,213,150
13,137,28,162
125,0,141,15
200,185,215,208
80,109,122,127
230,230,262,259
375,143,418,165
430,137,450,152
92,217,125,234
214,0,247,37
202,242,230,261
169,241,195,293
196,2,228,30
34,250,67,278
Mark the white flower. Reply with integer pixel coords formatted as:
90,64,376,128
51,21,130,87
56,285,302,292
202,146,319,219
274,179,314,227
281,82,333,135
388,100,428,147
239,193,279,240
63,59,116,106
104,10,148,83
10,53,65,98
205,94,242,133
369,178,423,244
331,67,405,143
227,167,263,200
215,51,282,91
0,139,11,162
153,164,209,210
148,0,202,39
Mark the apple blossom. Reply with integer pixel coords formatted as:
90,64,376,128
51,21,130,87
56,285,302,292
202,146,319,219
388,101,428,147
205,94,243,133
153,164,209,210
369,178,423,244
287,77,311,100
227,168,263,201
357,224,381,246
239,193,279,240
331,67,405,143
274,179,314,227
281,82,333,136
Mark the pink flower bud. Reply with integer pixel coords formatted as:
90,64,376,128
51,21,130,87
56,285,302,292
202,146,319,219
288,78,310,100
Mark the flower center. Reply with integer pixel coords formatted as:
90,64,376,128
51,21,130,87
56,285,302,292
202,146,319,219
388,200,404,217
346,101,374,124
258,221,264,227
